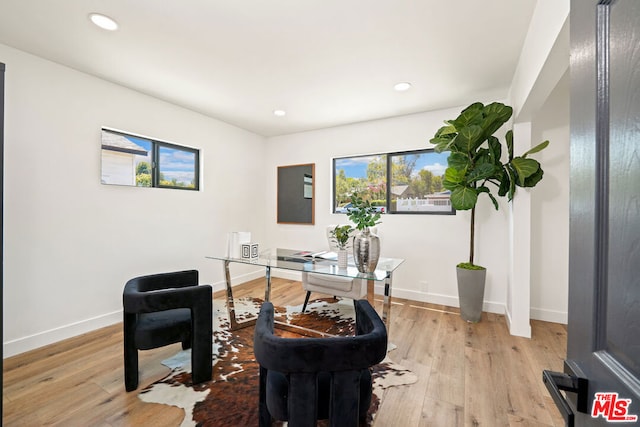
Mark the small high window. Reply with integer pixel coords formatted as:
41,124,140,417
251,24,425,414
101,128,199,190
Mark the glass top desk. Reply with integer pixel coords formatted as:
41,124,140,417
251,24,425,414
206,248,404,334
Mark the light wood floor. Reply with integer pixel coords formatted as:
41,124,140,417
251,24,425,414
3,277,567,426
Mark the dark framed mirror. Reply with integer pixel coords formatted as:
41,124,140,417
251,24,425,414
277,163,315,225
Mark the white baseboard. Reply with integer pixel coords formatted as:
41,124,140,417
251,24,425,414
530,307,568,324
210,268,266,292
392,288,505,316
4,269,267,359
271,269,303,281
3,310,122,359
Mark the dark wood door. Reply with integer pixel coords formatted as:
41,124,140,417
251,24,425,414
545,1,640,425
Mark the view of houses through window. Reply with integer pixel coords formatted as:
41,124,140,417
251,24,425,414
333,149,454,215
334,154,387,213
100,128,199,190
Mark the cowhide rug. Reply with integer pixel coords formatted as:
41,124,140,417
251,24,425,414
139,297,417,426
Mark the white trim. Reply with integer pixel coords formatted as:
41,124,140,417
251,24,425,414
3,269,266,359
210,269,265,293
271,269,303,282
530,307,568,324
3,310,122,358
505,306,532,338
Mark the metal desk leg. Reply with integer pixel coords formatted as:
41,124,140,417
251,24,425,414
366,279,375,302
265,265,271,302
223,259,258,331
382,272,393,333
223,260,239,330
366,277,392,333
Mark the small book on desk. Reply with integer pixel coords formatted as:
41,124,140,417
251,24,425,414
293,250,338,260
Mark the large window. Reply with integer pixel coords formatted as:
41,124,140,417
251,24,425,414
333,149,454,215
101,128,199,190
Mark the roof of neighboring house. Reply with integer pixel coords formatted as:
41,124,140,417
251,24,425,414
391,185,409,196
101,131,148,156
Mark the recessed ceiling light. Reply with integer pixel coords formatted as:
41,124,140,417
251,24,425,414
89,13,119,31
394,82,412,92
273,109,286,117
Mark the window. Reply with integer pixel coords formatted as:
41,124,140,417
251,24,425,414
388,149,452,214
333,154,387,213
101,128,199,190
333,149,454,215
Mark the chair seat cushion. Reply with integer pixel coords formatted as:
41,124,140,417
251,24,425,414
265,369,372,421
305,273,355,292
135,308,191,350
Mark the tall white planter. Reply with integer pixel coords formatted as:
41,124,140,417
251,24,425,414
456,267,486,322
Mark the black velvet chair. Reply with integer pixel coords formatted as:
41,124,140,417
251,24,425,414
123,270,212,392
253,299,388,427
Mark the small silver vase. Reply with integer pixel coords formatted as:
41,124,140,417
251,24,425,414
353,227,380,273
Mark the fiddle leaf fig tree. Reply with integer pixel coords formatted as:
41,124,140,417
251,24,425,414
430,102,549,269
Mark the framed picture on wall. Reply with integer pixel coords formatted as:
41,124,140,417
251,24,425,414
277,163,315,224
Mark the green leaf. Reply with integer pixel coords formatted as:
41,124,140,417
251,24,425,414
432,138,455,153
467,163,495,183
477,186,499,210
450,186,478,210
506,130,514,161
438,124,458,136
448,152,469,171
486,192,499,210
504,165,517,200
523,167,544,187
484,102,513,122
511,157,540,185
444,167,464,184
523,140,549,158
454,103,484,127
487,136,502,162
442,179,461,191
497,166,510,197
454,125,483,152
480,103,512,139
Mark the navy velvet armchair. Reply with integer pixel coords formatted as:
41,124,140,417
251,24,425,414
253,299,387,426
123,270,212,392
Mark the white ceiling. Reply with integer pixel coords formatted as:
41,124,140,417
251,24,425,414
0,0,537,137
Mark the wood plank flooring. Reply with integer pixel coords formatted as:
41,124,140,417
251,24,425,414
2,277,567,426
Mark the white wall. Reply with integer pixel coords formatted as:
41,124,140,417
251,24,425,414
264,109,512,314
2,44,266,357
530,70,570,323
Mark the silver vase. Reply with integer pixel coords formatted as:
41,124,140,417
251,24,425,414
353,227,380,273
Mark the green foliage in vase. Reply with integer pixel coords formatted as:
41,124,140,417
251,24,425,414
330,225,354,249
346,193,382,230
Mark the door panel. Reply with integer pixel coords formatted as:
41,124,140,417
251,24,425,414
551,0,640,425
607,0,640,379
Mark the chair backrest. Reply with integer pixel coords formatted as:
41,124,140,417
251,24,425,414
123,270,201,314
254,299,387,372
253,299,387,425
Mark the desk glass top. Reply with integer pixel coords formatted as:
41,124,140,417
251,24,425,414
206,248,404,281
